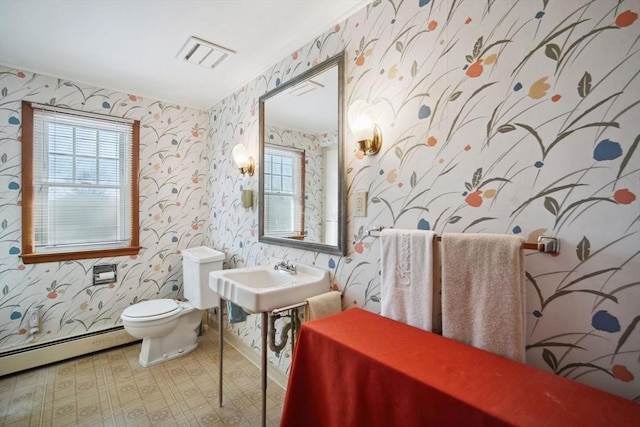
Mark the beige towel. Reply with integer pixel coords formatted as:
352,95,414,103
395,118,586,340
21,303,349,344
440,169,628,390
441,233,526,362
380,229,436,332
305,291,341,321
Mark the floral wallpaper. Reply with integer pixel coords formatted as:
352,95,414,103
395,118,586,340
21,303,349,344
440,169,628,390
0,0,637,403
0,67,209,350
208,0,639,400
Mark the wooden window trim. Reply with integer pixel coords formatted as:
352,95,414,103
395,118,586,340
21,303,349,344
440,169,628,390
20,101,141,264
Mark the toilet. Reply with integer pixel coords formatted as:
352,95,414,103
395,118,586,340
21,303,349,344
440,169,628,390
121,246,225,367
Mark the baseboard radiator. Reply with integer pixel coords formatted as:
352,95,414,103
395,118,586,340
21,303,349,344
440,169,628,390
0,326,139,376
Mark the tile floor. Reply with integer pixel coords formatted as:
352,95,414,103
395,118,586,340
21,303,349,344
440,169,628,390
0,329,285,426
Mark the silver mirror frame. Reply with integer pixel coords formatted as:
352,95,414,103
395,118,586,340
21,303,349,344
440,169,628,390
258,52,346,255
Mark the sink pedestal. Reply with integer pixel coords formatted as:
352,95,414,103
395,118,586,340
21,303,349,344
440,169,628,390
210,262,331,427
218,300,269,427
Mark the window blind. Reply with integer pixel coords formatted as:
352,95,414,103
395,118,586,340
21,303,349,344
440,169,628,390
264,145,305,237
31,105,134,252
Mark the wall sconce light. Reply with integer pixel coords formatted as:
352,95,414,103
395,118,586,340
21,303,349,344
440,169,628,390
232,143,255,176
347,100,382,156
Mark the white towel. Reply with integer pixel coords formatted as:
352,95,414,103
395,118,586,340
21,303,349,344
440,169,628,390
380,229,436,331
441,233,526,362
305,291,342,321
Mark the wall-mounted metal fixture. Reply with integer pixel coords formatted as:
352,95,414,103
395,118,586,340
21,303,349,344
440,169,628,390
365,226,561,255
537,236,560,254
232,143,255,176
242,189,253,208
348,100,382,156
93,264,117,285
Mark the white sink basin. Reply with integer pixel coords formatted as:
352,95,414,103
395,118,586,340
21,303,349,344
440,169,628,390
209,262,330,313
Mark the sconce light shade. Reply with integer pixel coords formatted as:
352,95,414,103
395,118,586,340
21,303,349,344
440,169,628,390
348,100,382,156
232,143,255,176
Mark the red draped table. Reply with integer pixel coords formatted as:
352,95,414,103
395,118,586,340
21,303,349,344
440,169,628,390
280,308,639,427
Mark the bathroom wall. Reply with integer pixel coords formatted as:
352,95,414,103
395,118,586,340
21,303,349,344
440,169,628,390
0,66,209,351
208,0,639,399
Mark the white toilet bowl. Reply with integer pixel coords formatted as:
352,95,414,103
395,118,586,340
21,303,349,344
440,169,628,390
121,299,203,367
120,246,225,367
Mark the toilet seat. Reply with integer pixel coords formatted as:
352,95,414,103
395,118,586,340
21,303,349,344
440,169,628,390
122,299,183,322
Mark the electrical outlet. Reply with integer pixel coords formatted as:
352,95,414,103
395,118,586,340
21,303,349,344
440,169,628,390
354,191,368,217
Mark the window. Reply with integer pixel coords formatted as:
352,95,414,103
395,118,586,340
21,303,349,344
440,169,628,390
21,101,140,264
263,144,305,238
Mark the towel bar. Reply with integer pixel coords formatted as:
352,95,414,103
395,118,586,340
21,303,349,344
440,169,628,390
365,226,560,254
272,301,308,315
271,292,344,315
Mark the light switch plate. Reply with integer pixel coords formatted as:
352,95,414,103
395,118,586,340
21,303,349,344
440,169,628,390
354,191,368,217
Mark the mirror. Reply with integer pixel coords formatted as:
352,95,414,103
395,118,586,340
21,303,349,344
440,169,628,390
259,52,345,255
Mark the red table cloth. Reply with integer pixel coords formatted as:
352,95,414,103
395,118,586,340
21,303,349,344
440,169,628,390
280,308,639,427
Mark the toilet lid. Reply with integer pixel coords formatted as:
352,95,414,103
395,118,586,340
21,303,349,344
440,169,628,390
122,299,180,318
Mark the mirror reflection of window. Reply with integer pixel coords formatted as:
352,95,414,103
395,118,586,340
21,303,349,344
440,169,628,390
264,144,305,239
258,52,345,255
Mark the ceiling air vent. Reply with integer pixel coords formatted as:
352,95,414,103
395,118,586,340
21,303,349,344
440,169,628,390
177,36,235,69
287,80,324,97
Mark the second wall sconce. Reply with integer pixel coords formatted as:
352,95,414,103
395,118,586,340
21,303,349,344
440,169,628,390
232,143,255,176
347,99,382,156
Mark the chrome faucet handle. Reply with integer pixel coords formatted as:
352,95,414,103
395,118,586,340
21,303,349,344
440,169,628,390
274,259,296,274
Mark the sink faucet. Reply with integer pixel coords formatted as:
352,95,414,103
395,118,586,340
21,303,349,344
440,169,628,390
274,260,297,275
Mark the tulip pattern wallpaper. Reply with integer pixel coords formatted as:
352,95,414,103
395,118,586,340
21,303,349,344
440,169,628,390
208,0,639,399
0,0,638,402
0,68,209,351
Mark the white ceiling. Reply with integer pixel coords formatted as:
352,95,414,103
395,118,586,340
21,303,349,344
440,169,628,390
0,0,369,110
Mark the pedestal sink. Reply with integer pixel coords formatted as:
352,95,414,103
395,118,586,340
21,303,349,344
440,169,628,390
209,261,330,427
209,262,330,313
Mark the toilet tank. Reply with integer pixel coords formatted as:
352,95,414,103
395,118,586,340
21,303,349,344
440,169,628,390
182,246,225,309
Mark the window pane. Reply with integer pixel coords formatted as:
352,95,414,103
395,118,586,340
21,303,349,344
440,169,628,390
76,128,97,156
76,157,97,183
271,175,281,192
49,154,73,182
265,194,294,233
49,124,73,154
99,132,120,158
48,187,120,245
282,162,292,176
272,159,281,175
282,176,292,192
99,158,119,183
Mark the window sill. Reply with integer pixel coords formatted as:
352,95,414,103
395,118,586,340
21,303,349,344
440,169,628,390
21,246,142,264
